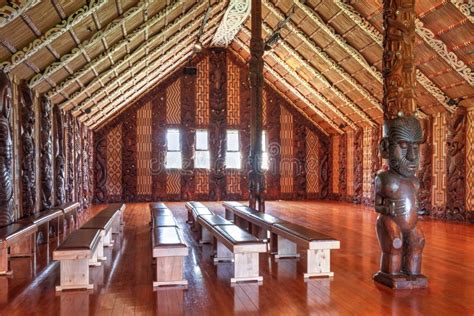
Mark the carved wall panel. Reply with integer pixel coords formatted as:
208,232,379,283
208,49,227,201
166,79,181,125
226,170,241,197
88,130,94,203
294,121,306,199
431,112,447,213
353,128,363,204
106,125,122,199
152,88,167,200
74,119,82,210
418,118,432,214
181,71,196,201
195,170,209,196
94,131,107,203
362,128,373,204
339,133,347,199
82,126,90,209
66,112,74,202
306,128,319,196
122,113,137,201
195,57,210,127
0,72,13,226
136,102,153,198
280,106,294,196
53,106,65,205
227,59,240,127
444,108,467,221
265,87,280,200
346,130,354,199
319,135,330,200
40,97,53,211
19,82,36,216
239,63,250,201
166,171,181,196
331,135,340,195
466,110,474,218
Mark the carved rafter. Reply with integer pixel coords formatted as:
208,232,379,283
89,30,218,129
45,2,187,101
64,1,207,113
332,0,455,112
73,3,225,118
30,0,183,90
0,0,107,72
262,1,383,117
86,15,224,128
254,24,377,126
450,0,474,24
0,0,40,28
415,19,473,86
211,0,250,47
233,37,343,134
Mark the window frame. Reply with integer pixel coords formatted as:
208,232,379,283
165,128,182,169
225,129,241,169
195,129,210,169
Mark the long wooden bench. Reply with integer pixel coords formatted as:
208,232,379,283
53,202,81,233
18,208,64,248
0,223,38,275
223,201,340,278
152,226,188,287
53,229,101,291
184,202,213,230
150,203,188,288
187,202,266,283
80,216,116,265
95,203,125,234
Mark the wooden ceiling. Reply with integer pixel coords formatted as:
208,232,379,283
0,0,472,134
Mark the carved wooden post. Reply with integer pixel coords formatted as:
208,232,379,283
248,0,265,212
54,106,65,206
40,96,53,211
0,72,14,226
19,81,36,216
373,0,427,289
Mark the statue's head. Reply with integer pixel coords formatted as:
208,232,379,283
380,114,423,177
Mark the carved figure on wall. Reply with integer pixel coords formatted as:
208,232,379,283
353,128,363,203
373,115,427,289
19,81,36,216
94,133,107,203
40,96,53,210
66,112,74,202
54,106,65,205
0,72,13,226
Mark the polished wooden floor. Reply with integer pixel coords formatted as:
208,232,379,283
1,201,473,315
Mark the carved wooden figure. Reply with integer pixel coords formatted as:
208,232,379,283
40,96,53,210
54,106,65,205
19,81,36,216
0,72,13,226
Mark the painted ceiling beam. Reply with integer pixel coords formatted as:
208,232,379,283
450,0,474,24
233,37,344,134
211,0,251,47
59,1,207,112
74,3,225,119
30,0,183,90
0,0,107,72
47,3,190,100
0,0,40,28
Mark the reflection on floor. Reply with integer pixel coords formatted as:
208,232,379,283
1,201,473,315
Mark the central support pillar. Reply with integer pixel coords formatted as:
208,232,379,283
248,0,265,212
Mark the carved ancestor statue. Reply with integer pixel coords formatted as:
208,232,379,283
373,115,427,289
40,96,53,210
0,72,13,226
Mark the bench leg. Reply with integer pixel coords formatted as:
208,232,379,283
153,256,188,287
214,241,234,263
0,247,11,276
103,229,114,247
56,258,93,291
305,249,333,278
231,253,263,283
275,236,300,259
199,227,212,244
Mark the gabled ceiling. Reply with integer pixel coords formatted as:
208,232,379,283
0,0,472,134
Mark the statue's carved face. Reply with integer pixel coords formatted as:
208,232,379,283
381,116,423,178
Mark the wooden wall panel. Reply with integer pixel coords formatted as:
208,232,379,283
152,87,167,200
181,70,196,201
166,79,181,125
332,135,340,195
226,59,240,127
306,128,319,195
466,110,474,217
122,112,137,202
418,117,433,214
136,102,152,197
431,112,447,212
353,128,363,204
294,121,306,199
362,128,372,204
265,88,280,200
339,133,347,199
106,125,122,199
346,130,354,198
280,106,294,196
40,97,53,211
196,57,210,127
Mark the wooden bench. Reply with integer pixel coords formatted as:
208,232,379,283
196,214,233,244
184,202,213,230
54,202,81,233
95,203,125,234
150,206,173,227
80,216,115,265
19,209,64,248
53,229,101,291
0,223,38,275
152,226,188,287
224,202,340,278
192,208,266,283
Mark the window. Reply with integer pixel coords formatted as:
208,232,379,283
261,131,269,170
226,130,241,169
195,130,210,169
166,129,182,169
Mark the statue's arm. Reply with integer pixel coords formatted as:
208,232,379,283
374,174,393,215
